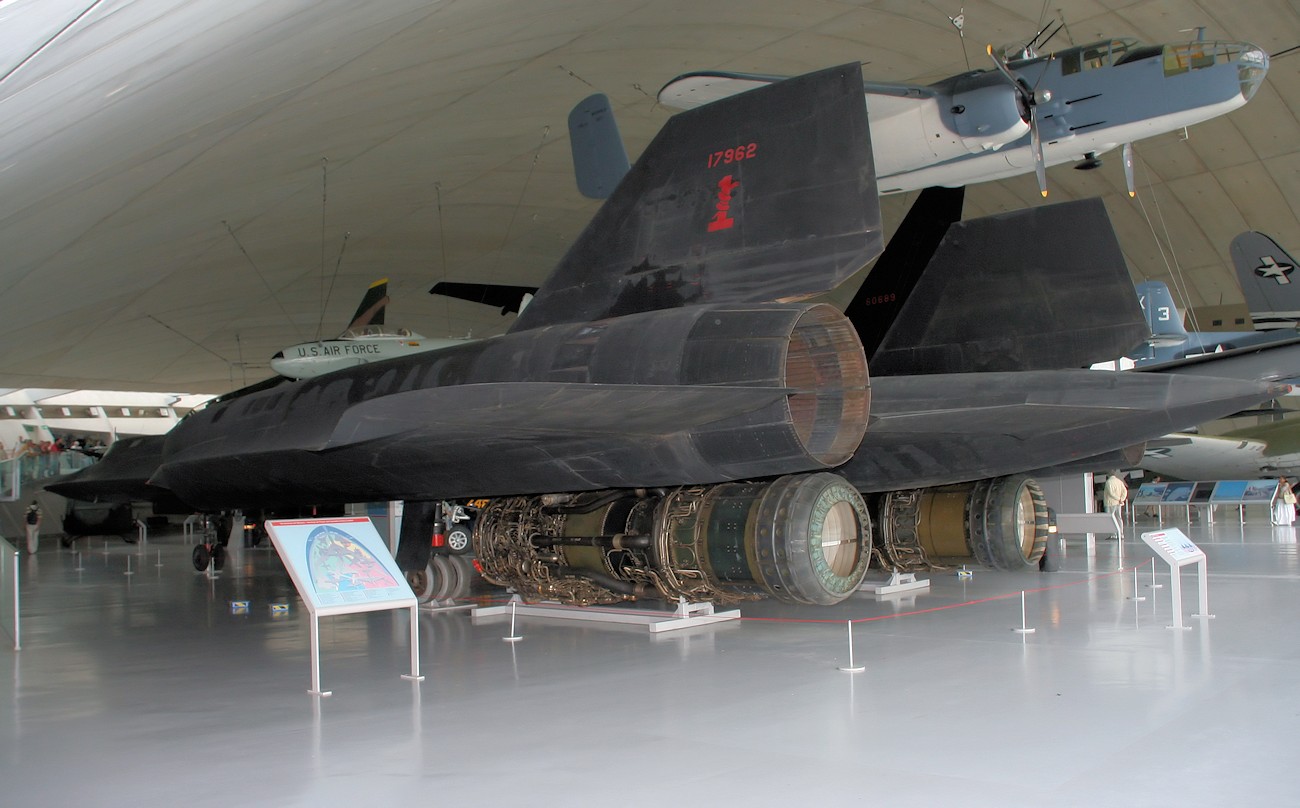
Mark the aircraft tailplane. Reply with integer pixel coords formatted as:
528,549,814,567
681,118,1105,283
1231,231,1300,330
346,278,390,331
1135,280,1189,347
857,197,1146,375
511,63,882,333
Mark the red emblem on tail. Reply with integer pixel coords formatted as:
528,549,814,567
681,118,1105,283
707,175,739,232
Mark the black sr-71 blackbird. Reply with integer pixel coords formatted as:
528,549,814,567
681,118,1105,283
49,64,1283,606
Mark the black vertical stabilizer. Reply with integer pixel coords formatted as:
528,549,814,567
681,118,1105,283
845,186,965,359
866,198,1146,375
510,63,882,333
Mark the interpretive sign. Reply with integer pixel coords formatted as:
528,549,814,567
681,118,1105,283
1189,482,1215,504
267,517,414,616
1140,527,1211,630
1209,480,1248,503
265,517,422,694
1160,482,1194,503
1141,527,1204,566
1131,482,1167,504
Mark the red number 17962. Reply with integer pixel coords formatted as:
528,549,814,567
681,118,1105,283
707,143,758,168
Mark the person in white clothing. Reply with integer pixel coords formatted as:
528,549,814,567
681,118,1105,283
1103,472,1128,518
1274,477,1296,526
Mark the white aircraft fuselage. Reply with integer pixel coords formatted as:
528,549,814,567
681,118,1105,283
271,327,465,379
659,38,1268,194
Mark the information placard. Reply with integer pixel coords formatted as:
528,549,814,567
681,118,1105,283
1209,480,1248,503
1140,527,1212,630
1190,482,1216,504
1241,480,1278,502
1160,482,1194,503
265,516,422,694
1132,482,1167,504
1141,527,1205,565
267,517,415,617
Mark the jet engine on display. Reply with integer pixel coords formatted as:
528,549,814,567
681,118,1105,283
45,63,1287,608
472,473,1050,607
474,474,874,607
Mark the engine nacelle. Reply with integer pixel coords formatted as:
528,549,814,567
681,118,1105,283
875,475,1050,571
949,75,1030,153
476,302,870,472
474,472,873,606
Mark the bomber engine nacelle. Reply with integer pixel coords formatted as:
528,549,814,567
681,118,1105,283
947,73,1030,153
473,472,873,606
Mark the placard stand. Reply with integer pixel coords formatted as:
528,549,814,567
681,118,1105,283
267,517,424,695
472,595,739,634
305,604,422,697
1140,528,1213,631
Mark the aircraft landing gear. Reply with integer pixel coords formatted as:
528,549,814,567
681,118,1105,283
243,512,268,548
406,554,475,604
191,513,232,572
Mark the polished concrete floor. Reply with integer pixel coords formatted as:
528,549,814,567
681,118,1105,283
3,514,1299,807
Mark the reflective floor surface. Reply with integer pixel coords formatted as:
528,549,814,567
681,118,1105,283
3,516,1299,807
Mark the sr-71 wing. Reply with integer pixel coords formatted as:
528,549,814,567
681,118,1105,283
843,371,1285,492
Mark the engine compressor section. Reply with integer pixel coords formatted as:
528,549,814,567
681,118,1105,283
474,472,873,606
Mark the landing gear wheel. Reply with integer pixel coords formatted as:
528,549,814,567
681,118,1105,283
446,526,472,555
211,544,227,571
192,545,210,571
430,555,456,601
447,555,475,599
407,563,437,603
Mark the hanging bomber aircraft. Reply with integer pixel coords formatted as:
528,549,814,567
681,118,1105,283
657,36,1269,197
46,64,1285,607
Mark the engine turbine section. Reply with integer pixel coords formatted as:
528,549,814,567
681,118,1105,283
474,472,872,606
875,474,1049,571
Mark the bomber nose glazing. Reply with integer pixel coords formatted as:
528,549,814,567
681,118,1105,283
1235,42,1269,100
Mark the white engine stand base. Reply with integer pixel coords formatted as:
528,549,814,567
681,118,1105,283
472,596,739,633
418,600,476,614
858,570,930,596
